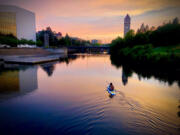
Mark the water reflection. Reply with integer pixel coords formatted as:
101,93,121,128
41,62,56,76
110,55,180,87
0,63,38,101
109,94,115,98
59,54,79,65
122,67,128,85
0,54,179,135
110,54,180,134
40,55,80,77
0,55,80,99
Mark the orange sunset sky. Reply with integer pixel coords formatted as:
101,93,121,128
1,0,180,43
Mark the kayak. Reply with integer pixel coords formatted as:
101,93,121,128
107,87,116,95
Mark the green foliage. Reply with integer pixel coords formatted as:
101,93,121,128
64,34,71,46
0,33,39,47
113,44,179,65
36,28,58,47
124,30,135,47
0,33,18,47
111,17,180,50
36,40,43,47
18,38,36,45
58,34,91,47
110,37,124,54
58,37,66,46
133,31,150,45
37,27,91,47
150,23,180,46
110,17,180,66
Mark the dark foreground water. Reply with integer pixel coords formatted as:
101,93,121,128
0,54,179,135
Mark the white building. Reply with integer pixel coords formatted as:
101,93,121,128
0,5,36,41
124,14,131,37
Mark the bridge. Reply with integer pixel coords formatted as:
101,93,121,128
67,46,110,53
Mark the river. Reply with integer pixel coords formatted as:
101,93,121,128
0,54,179,135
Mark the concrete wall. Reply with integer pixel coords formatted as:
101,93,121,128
0,48,51,55
45,48,68,54
0,5,36,41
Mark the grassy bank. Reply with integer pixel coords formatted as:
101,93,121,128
114,44,180,64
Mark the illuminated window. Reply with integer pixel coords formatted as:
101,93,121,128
0,12,17,37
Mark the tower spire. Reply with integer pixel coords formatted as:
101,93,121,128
124,14,131,36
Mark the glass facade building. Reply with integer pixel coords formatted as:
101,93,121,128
0,12,17,36
0,5,36,41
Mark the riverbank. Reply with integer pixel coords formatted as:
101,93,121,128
0,48,68,64
111,44,180,66
110,45,180,87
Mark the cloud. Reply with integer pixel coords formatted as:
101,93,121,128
1,0,180,43
1,0,180,17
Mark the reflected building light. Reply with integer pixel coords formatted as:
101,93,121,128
122,69,128,86
0,65,38,101
19,66,38,92
0,12,16,37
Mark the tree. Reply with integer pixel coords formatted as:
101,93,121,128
172,17,179,24
150,20,180,46
124,30,135,47
137,23,150,33
110,37,125,54
0,33,18,47
36,27,59,47
36,40,43,47
64,34,71,46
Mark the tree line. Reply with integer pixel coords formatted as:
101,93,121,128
0,33,38,47
0,26,92,47
111,17,180,51
36,27,91,47
110,17,180,69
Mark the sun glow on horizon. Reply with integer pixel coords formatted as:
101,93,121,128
1,0,180,43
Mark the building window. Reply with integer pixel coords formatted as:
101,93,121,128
0,12,17,37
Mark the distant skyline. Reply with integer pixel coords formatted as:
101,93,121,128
0,0,180,43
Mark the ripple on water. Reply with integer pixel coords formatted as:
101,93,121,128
111,91,179,135
52,94,109,134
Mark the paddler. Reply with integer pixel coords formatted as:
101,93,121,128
109,83,114,91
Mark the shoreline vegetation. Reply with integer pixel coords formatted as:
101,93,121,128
0,27,95,48
110,18,180,69
0,33,42,47
36,27,92,47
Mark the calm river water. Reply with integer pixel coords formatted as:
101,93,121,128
0,54,179,135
